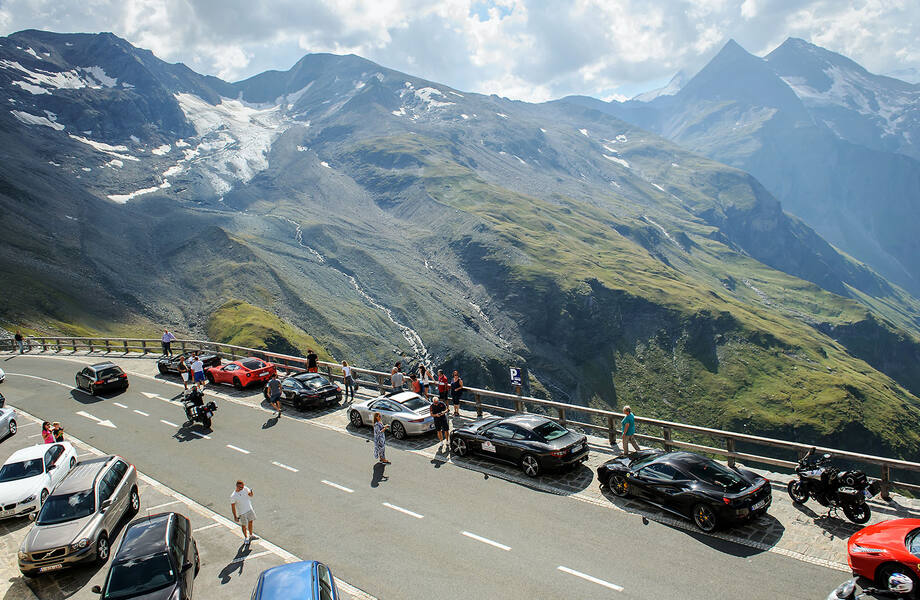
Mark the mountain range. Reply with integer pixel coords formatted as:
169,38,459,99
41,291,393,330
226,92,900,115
2,30,920,461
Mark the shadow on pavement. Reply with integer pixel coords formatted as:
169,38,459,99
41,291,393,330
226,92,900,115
69,389,105,405
261,416,279,429
172,422,212,443
218,543,252,584
371,462,388,488
791,502,862,539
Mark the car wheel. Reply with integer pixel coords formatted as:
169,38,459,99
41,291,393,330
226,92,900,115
69,457,76,468
206,373,215,385
692,503,718,532
349,410,363,427
128,487,140,515
452,437,468,456
391,421,407,440
89,384,97,396
521,454,541,477
95,534,110,564
787,480,808,505
607,473,630,497
843,502,871,524
233,377,243,390
202,415,212,429
40,489,49,505
157,364,168,374
875,563,919,596
8,419,16,436
21,570,38,579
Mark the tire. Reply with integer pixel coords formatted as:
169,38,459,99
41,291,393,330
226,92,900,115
787,480,808,505
452,437,468,456
89,384,97,396
40,489,49,505
95,534,110,564
843,502,871,524
607,473,630,497
158,364,168,375
21,570,38,579
128,487,140,515
8,419,16,437
521,454,541,477
349,410,363,427
692,503,719,532
206,373,215,385
875,563,919,596
69,457,76,468
201,416,212,429
391,421,407,440
233,378,243,391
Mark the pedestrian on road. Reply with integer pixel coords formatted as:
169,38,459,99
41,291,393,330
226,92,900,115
450,371,464,416
373,413,390,464
14,331,24,354
306,349,319,373
621,405,640,455
341,361,356,402
267,372,282,416
41,421,54,444
410,374,421,395
230,480,257,543
52,421,64,442
390,363,405,391
161,330,177,356
191,355,205,386
437,370,449,402
178,356,190,391
430,395,449,446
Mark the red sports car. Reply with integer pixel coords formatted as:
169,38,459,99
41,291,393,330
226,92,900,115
206,357,277,390
848,518,920,591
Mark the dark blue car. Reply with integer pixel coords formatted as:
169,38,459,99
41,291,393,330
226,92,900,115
251,561,339,600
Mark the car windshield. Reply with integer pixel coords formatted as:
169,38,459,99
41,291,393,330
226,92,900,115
907,529,920,559
104,553,176,599
241,359,264,370
37,490,95,525
683,459,747,491
399,396,429,412
96,367,123,379
0,459,43,482
297,375,330,389
532,420,568,441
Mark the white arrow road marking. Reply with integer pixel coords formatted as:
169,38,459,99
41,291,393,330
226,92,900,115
461,531,510,551
383,502,424,519
141,392,159,398
113,402,128,408
191,431,211,440
133,409,150,417
160,419,178,427
226,444,250,454
321,480,354,493
557,566,624,592
271,461,299,473
75,410,117,428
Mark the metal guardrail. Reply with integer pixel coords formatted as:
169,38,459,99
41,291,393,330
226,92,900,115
5,335,920,499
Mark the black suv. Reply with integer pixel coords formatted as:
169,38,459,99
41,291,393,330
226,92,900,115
157,352,221,376
93,512,199,600
75,363,129,395
263,372,342,409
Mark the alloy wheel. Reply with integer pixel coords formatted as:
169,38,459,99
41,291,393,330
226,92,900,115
349,411,363,427
96,536,109,563
8,420,15,436
392,421,406,440
608,474,629,497
521,454,540,477
452,437,468,456
693,504,717,532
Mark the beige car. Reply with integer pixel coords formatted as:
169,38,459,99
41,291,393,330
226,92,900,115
19,455,138,577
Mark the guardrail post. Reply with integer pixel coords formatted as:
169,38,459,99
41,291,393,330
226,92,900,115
141,340,147,354
726,439,736,467
105,339,111,353
607,415,617,447
123,340,128,353
880,465,891,501
181,340,187,353
558,406,566,427
475,393,483,418
325,365,333,380
376,375,384,393
41,338,47,351
514,385,524,413
88,339,94,352
662,426,672,452
71,338,76,352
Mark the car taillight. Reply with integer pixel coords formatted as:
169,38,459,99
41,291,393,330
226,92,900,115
722,497,732,504
119,373,127,378
94,380,105,385
409,418,425,423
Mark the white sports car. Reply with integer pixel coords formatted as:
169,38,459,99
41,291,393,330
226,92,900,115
348,391,435,439
0,442,78,519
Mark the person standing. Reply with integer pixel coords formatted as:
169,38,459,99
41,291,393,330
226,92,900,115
267,372,282,416
51,422,65,442
341,361,356,401
14,331,24,354
161,330,177,356
419,366,429,398
390,363,404,391
621,405,640,455
430,394,449,446
191,355,205,386
178,356,190,391
437,370,449,402
41,422,54,444
230,480,257,543
450,371,464,416
373,413,390,464
306,349,319,373
409,374,421,395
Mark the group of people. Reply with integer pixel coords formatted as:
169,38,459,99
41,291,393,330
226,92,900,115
390,362,465,416
40,421,64,444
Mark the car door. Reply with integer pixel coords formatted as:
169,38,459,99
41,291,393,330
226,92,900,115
176,515,194,596
375,400,399,427
478,423,516,461
317,562,338,600
77,367,92,389
633,463,683,507
218,364,239,384
281,378,301,402
44,445,66,486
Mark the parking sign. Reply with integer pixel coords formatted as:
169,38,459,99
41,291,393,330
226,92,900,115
510,367,522,386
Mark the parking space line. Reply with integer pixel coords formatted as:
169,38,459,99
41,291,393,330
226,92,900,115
271,461,299,472
227,550,272,565
17,421,39,428
28,433,41,439
77,452,96,458
160,419,178,427
192,523,221,533
191,431,211,439
557,566,624,592
383,502,424,519
134,409,150,416
113,402,128,408
321,480,354,494
147,500,182,511
227,444,250,454
461,531,511,551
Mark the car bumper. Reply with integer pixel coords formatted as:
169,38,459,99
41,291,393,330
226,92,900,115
95,380,129,392
0,500,39,519
19,543,97,575
405,419,437,435
296,393,342,407
543,448,590,471
719,494,773,523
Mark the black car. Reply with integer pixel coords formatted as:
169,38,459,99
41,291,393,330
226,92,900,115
597,449,772,532
92,512,199,600
75,363,129,395
262,372,342,409
157,352,221,375
450,415,589,477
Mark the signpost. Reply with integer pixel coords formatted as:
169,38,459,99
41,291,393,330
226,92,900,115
510,367,524,412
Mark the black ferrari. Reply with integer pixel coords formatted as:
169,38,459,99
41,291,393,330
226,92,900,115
157,352,221,375
450,415,588,477
597,449,772,532
263,372,342,409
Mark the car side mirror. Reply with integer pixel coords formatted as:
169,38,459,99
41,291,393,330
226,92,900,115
100,498,112,511
91,585,103,594
48,464,57,470
182,561,193,573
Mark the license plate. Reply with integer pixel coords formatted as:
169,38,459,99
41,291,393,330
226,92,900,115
0,509,12,517
572,444,584,453
39,564,63,573
107,378,117,383
751,498,768,511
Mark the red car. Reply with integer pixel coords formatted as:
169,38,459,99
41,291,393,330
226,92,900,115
848,518,920,591
206,357,277,390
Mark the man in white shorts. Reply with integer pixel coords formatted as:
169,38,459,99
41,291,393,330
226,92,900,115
230,479,257,543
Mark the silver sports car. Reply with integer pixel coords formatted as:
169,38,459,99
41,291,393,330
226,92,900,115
0,403,17,441
348,391,434,439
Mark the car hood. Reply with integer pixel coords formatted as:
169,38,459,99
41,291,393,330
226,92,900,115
849,518,920,547
0,477,44,503
107,584,178,600
24,516,93,550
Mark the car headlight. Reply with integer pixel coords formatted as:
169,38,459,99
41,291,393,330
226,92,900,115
70,538,90,551
20,495,36,504
850,543,885,554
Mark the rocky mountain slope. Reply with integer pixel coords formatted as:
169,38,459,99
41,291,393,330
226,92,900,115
3,30,920,460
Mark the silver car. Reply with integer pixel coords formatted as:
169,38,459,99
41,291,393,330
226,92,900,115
0,400,16,441
349,391,435,439
19,455,139,577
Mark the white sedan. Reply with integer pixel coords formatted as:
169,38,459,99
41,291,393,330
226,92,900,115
0,442,78,519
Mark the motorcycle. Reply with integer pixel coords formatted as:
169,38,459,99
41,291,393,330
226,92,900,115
828,573,914,599
788,447,880,524
182,386,217,429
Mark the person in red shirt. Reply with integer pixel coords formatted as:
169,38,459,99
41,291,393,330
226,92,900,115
437,370,449,402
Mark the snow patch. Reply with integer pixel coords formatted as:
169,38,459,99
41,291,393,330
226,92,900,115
602,144,618,154
107,180,170,204
616,134,628,142
460,113,470,119
175,139,190,148
652,183,665,192
320,161,331,168
496,112,509,119
106,159,124,168
296,145,308,152
11,110,64,130
602,154,630,168
12,81,49,95
0,60,117,92
24,47,41,59
540,128,547,133
392,107,406,117
150,144,171,155
579,128,589,137
162,164,183,176
69,135,139,161
414,87,455,108
81,167,91,172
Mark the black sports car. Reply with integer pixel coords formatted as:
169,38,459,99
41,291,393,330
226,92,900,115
263,372,342,409
157,352,221,375
597,449,772,532
450,415,588,477
74,362,129,395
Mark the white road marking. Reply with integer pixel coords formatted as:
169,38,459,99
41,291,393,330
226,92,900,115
134,409,150,416
113,402,128,408
227,444,250,454
557,566,624,592
321,480,354,494
17,421,39,428
77,452,96,458
147,500,182,511
141,392,159,398
191,431,211,440
75,410,117,428
28,434,41,439
160,419,178,427
227,549,272,565
271,461,299,473
192,523,221,532
383,502,424,519
461,531,510,551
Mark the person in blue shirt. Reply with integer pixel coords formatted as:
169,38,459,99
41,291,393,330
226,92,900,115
621,405,640,455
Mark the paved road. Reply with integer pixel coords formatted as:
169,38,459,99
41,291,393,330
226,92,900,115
0,354,849,599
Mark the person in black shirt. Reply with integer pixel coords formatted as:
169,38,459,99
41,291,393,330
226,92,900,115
430,396,449,446
307,349,319,373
